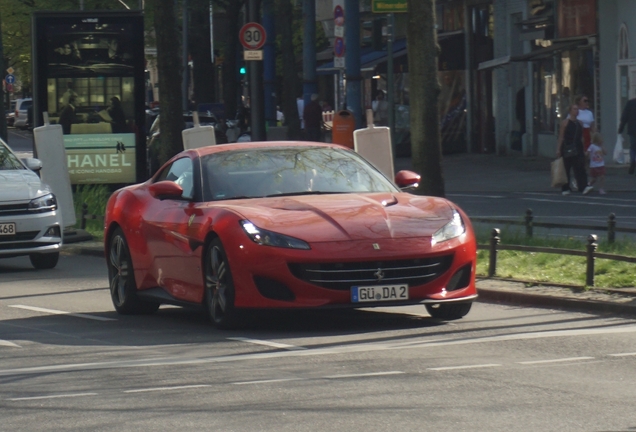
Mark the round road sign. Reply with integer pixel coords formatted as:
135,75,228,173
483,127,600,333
239,22,267,51
5,74,15,84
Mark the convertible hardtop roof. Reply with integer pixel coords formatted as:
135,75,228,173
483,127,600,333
191,141,349,157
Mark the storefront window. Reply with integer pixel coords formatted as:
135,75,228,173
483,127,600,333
534,59,557,133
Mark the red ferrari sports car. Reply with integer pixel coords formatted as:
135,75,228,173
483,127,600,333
105,141,477,328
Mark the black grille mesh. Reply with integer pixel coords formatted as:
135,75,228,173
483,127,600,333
289,255,454,291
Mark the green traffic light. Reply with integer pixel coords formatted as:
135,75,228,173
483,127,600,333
240,67,246,74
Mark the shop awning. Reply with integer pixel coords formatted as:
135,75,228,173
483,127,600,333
478,38,591,71
316,39,408,75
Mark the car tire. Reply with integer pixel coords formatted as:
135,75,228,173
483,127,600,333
29,252,59,270
108,228,159,315
425,302,472,320
204,238,241,329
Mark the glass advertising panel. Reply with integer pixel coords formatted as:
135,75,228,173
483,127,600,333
33,11,146,184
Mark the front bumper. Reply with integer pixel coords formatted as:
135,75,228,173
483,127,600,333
0,209,63,258
222,232,477,309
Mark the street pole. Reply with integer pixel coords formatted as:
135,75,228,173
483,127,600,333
247,0,266,141
0,11,7,143
387,12,395,150
344,0,362,128
303,0,317,111
182,0,189,111
263,0,277,127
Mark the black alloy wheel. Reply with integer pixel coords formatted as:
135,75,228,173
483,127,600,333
29,252,59,269
425,302,472,320
204,238,240,329
108,228,159,315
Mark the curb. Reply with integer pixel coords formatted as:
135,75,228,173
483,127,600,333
61,245,104,258
477,288,636,316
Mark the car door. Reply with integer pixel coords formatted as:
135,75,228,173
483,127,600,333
142,157,203,302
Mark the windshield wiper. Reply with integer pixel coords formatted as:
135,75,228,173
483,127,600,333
264,191,346,198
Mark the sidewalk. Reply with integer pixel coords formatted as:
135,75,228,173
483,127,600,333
396,152,634,193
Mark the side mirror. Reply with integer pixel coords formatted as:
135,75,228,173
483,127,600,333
22,158,43,172
149,181,184,200
395,170,421,191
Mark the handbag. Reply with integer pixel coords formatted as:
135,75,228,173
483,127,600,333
551,157,567,188
613,135,625,164
561,120,581,158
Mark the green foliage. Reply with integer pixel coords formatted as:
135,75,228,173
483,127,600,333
475,227,636,288
73,184,112,237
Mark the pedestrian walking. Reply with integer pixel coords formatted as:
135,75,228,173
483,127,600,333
618,95,636,175
303,94,323,142
576,94,596,153
586,132,607,195
372,90,389,126
557,104,593,196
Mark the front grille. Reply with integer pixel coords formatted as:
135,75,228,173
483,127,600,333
0,203,30,216
289,255,454,291
0,231,40,243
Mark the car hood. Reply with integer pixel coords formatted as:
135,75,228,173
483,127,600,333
0,170,49,202
218,193,455,242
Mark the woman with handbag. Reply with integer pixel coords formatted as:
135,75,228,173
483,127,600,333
557,104,592,196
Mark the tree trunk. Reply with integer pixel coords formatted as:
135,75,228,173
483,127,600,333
276,0,301,140
151,0,185,165
189,0,216,106
222,0,243,120
406,0,445,197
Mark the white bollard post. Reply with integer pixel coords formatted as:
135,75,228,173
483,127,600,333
354,109,394,179
33,112,76,228
182,111,217,150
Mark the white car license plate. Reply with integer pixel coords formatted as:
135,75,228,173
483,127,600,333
0,222,16,236
351,284,409,303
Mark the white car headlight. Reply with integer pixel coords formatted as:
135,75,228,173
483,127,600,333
29,193,57,213
431,210,465,246
240,220,310,250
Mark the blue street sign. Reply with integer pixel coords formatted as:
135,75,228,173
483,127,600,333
5,74,15,84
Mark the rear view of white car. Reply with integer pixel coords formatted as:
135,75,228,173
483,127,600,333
0,139,63,269
13,98,32,130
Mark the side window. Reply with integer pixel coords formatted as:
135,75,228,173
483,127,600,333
155,157,194,199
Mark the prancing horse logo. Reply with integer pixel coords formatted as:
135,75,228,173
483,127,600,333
373,243,380,250
374,268,385,282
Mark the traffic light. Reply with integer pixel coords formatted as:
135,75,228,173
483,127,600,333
240,66,246,75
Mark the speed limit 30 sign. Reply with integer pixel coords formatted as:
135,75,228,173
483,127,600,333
239,22,267,51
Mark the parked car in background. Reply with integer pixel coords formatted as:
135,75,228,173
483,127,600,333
0,138,62,269
105,141,477,328
5,100,17,126
13,98,33,129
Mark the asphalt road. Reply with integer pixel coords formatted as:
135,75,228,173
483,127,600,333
2,253,636,431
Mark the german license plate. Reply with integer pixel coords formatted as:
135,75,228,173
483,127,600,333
0,222,16,236
351,284,408,303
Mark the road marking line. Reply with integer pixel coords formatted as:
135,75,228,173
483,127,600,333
0,339,21,348
522,197,636,208
324,371,405,379
517,356,595,365
233,378,303,385
7,392,97,401
447,194,505,199
228,337,306,350
8,305,116,322
124,384,211,393
427,364,501,371
608,352,636,357
2,325,636,377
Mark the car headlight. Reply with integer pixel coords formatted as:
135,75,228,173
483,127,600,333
431,210,465,246
240,220,310,250
29,193,57,213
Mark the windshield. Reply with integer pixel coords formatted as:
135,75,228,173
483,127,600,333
201,146,397,201
0,142,25,170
